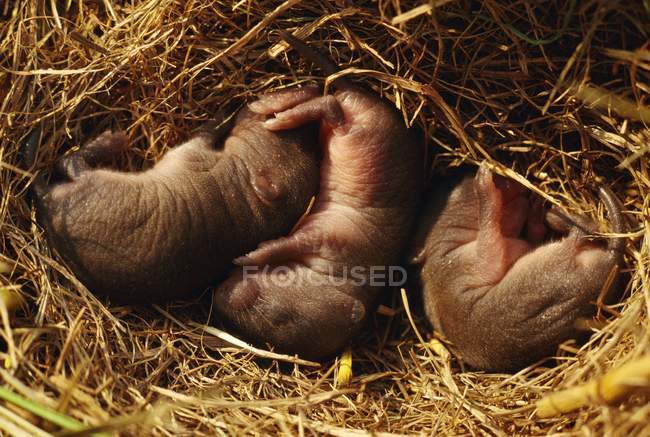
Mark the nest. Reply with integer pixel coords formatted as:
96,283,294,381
0,0,649,434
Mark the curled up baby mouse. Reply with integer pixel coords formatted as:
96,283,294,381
25,89,322,303
212,33,425,359
409,163,627,371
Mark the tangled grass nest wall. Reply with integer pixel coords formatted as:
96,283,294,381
1,0,649,434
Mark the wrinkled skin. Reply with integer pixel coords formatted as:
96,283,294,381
409,164,626,371
31,88,321,303
213,86,424,359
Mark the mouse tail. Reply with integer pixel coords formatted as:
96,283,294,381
597,185,627,259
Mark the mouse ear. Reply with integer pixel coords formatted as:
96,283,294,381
251,171,286,206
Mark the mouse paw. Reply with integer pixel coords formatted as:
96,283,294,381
263,95,345,131
234,231,322,267
474,163,532,283
248,85,321,115
56,130,129,179
475,164,507,238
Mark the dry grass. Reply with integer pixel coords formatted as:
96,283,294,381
0,0,649,435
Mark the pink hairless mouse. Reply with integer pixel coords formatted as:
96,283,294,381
213,34,424,358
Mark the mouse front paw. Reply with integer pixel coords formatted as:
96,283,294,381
55,130,129,179
248,85,320,115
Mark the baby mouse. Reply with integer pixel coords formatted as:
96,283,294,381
409,164,626,371
27,88,322,303
212,33,425,359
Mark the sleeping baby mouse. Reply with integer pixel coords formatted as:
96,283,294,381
409,163,627,371
26,88,322,303
212,33,425,359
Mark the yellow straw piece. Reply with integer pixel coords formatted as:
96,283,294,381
428,339,451,360
0,260,12,275
0,287,24,315
573,84,650,123
336,348,353,387
536,355,650,418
